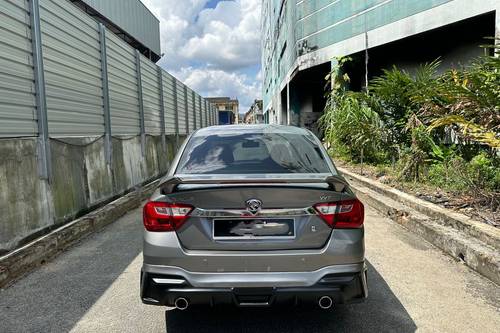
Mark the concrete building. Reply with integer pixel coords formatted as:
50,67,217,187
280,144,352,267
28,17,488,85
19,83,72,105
261,0,500,134
243,100,264,124
207,97,240,125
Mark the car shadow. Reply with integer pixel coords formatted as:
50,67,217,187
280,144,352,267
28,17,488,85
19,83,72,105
0,210,144,333
165,262,417,333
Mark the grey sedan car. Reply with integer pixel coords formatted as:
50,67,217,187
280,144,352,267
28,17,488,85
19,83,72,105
141,125,367,310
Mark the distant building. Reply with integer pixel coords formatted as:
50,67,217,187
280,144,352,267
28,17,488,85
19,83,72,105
206,97,239,125
243,100,264,124
261,0,499,134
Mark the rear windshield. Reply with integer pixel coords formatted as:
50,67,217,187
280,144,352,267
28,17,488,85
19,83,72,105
176,132,330,174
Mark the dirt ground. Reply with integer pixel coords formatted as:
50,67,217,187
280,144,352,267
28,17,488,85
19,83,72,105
336,160,499,228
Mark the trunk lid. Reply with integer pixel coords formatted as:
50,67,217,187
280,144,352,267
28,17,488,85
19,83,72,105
162,175,347,251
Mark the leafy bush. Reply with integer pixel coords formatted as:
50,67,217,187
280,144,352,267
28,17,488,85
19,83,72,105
321,44,499,202
426,156,469,192
468,153,500,191
326,142,351,160
426,153,499,194
398,124,434,182
320,92,387,163
369,60,441,146
422,42,500,148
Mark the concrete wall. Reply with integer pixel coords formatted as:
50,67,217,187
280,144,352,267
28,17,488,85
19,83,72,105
0,0,204,255
0,138,53,254
0,134,184,255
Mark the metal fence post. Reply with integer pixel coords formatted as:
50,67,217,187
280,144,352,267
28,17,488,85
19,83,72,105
191,91,196,130
157,67,166,154
205,100,209,126
205,99,208,126
173,80,179,147
205,101,208,126
184,86,189,133
135,50,145,156
30,0,51,181
98,23,112,166
198,95,201,127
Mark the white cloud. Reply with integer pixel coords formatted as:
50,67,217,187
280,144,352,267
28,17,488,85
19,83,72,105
183,0,261,70
141,0,261,71
255,68,262,81
140,0,262,111
173,67,261,113
140,0,208,68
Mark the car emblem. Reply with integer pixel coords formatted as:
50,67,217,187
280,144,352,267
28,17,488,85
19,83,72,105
245,198,263,215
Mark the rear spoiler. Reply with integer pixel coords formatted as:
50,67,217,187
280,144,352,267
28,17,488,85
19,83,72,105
159,175,348,194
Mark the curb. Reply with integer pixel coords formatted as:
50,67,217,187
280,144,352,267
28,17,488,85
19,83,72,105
338,167,500,249
338,167,500,285
0,179,160,289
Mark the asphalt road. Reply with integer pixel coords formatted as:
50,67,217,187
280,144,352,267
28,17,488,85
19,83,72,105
0,205,498,333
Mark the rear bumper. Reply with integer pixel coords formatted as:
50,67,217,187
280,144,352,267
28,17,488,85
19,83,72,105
143,228,365,272
141,263,368,307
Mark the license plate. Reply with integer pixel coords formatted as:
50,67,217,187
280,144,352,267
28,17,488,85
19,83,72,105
213,218,295,239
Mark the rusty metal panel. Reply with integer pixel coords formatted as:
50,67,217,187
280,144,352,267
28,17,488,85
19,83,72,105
140,54,161,135
106,31,140,134
40,0,104,136
0,0,37,137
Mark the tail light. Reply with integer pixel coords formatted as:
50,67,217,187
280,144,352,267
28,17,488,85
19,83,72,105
143,201,193,232
313,199,364,229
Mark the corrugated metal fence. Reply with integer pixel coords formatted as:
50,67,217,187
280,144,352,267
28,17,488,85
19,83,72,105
0,0,217,175
0,0,38,137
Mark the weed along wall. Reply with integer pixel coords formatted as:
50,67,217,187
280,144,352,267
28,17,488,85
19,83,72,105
0,0,215,254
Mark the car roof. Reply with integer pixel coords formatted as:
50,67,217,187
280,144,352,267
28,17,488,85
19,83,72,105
192,124,311,137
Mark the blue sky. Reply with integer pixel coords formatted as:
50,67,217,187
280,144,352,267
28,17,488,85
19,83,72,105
141,0,262,113
205,0,223,9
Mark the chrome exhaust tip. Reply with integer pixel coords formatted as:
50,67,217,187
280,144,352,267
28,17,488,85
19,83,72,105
318,296,333,309
174,297,189,310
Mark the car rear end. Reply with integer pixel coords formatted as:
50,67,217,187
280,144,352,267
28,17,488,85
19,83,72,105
141,125,367,309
